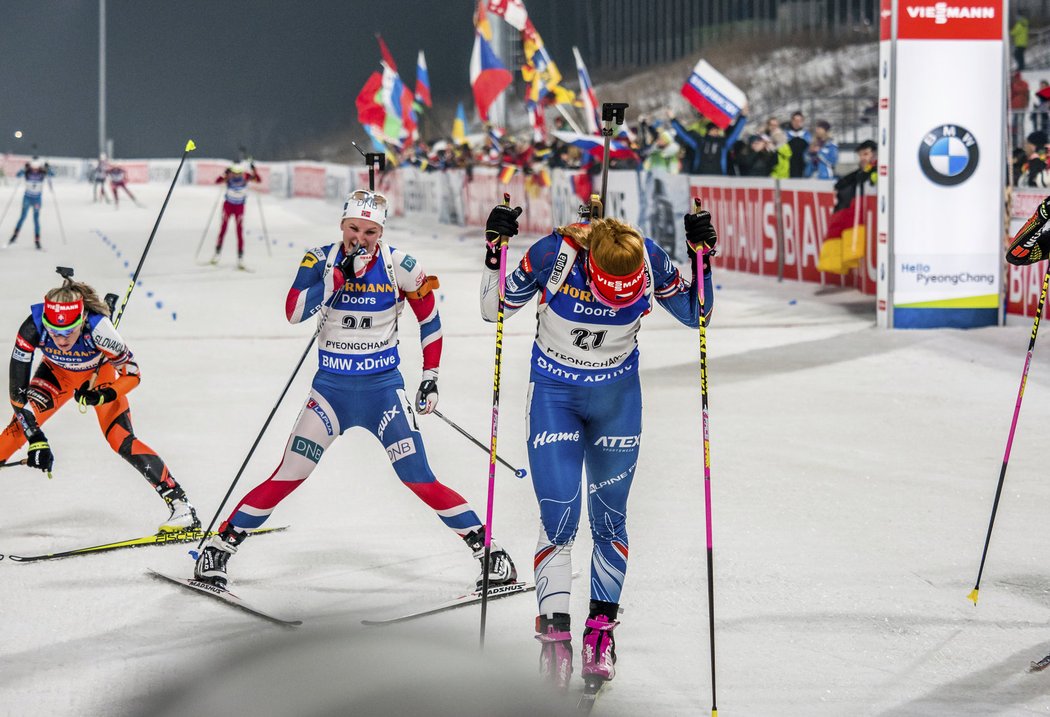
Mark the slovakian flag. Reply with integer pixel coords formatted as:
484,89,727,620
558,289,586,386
470,32,512,122
552,131,636,160
572,46,600,135
415,50,432,108
680,59,746,130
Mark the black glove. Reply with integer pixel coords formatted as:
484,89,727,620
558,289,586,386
684,210,718,259
337,245,366,280
74,380,117,407
484,205,523,270
415,379,438,414
25,429,54,473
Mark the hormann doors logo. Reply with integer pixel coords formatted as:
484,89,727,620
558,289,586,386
918,124,979,186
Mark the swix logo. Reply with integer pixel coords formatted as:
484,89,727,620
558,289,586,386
532,430,579,449
595,435,640,450
385,437,416,463
377,404,399,440
905,4,995,23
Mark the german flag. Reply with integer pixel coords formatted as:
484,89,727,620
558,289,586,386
498,165,517,184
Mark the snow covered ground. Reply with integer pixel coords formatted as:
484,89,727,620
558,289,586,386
3,181,1050,716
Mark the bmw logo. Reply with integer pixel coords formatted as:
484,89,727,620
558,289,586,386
918,124,979,186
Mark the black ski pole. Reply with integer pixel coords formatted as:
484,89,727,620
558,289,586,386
0,459,27,469
194,150,385,555
431,409,526,478
0,183,18,230
78,140,196,411
45,175,67,244
113,139,196,327
597,102,629,210
195,186,224,262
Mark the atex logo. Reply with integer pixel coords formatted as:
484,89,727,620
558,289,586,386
905,4,995,23
918,124,979,186
595,435,641,450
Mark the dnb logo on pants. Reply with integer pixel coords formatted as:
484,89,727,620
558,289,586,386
918,124,979,186
291,435,324,463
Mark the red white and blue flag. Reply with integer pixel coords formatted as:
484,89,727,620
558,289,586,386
415,50,432,108
469,32,512,122
552,131,636,160
572,46,600,135
680,59,746,130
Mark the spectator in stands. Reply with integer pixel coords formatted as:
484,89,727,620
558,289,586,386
1021,130,1050,187
736,134,777,177
1012,11,1030,71
1012,146,1028,186
644,129,681,174
1034,80,1050,133
1011,71,1031,149
786,111,812,144
833,139,877,212
805,120,839,179
769,129,793,179
763,116,780,137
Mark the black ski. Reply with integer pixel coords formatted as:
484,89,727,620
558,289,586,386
577,677,606,712
362,579,536,626
1030,654,1050,673
148,569,302,627
5,525,286,562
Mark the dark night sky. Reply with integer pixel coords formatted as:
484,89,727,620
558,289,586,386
0,1,574,160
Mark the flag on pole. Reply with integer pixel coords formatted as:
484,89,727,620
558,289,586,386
498,165,516,184
375,34,418,141
415,50,432,108
452,102,467,145
572,46,600,135
470,32,512,122
680,59,747,130
475,0,492,40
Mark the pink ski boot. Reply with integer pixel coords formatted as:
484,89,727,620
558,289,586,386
581,602,619,683
535,613,573,691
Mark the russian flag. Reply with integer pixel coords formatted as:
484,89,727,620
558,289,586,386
680,59,747,130
552,131,636,161
415,50,432,108
572,46,600,135
470,32,512,122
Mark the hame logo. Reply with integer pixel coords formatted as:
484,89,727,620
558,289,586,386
905,4,996,23
532,430,580,449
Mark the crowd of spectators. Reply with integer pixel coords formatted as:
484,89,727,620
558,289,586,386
393,107,855,186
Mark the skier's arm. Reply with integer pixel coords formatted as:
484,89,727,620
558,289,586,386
649,241,714,328
285,247,342,323
9,316,41,436
395,251,443,375
89,318,141,397
480,238,548,322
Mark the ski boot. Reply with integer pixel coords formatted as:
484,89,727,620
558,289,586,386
158,491,200,533
236,256,246,271
34,236,41,250
536,613,573,691
8,231,17,246
194,527,247,590
464,528,518,589
209,250,220,265
581,600,620,683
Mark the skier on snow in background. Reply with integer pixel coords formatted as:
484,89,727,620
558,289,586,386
194,188,518,591
107,164,137,208
211,160,261,270
91,154,110,203
0,271,199,533
8,157,53,249
479,204,717,691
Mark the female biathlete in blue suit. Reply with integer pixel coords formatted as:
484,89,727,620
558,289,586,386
479,204,718,691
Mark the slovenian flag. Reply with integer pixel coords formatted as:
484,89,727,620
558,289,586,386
452,102,467,145
415,50,432,108
680,59,746,130
572,46,600,135
470,32,512,122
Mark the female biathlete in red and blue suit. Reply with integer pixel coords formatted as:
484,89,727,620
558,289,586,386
194,189,517,590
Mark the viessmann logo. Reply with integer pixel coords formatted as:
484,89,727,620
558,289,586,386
904,4,996,24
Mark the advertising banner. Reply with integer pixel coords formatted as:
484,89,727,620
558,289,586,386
292,163,326,198
889,0,1005,327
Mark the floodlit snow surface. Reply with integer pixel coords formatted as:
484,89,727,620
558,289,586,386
4,182,1050,716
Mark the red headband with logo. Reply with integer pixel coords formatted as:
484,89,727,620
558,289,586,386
587,252,647,309
43,298,85,330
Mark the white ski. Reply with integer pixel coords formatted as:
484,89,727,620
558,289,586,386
361,579,536,626
148,569,302,627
